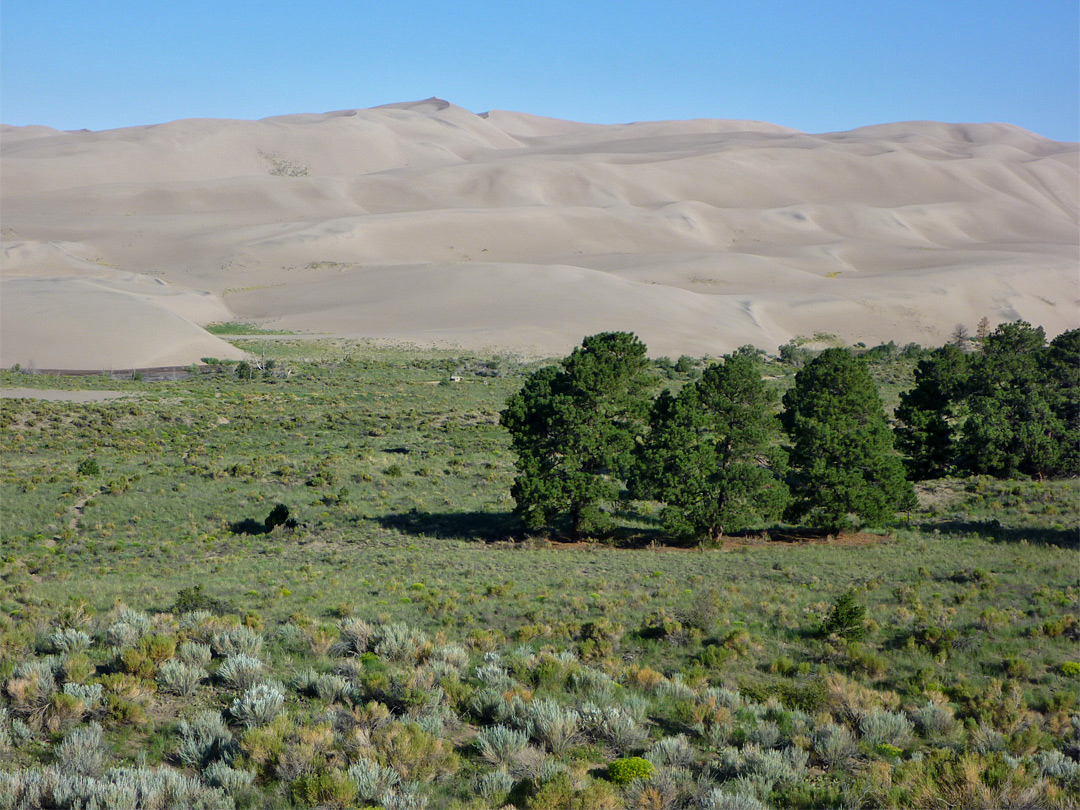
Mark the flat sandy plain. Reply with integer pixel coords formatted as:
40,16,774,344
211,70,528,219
1,98,1077,368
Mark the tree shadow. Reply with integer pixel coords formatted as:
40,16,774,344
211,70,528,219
373,510,524,543
229,518,268,536
915,519,1078,549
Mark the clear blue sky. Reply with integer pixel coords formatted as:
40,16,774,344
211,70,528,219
2,0,1077,140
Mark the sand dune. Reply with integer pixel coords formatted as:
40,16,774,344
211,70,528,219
1,98,1076,368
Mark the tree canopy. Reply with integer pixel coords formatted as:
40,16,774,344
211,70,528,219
782,348,916,532
499,332,650,538
630,354,789,539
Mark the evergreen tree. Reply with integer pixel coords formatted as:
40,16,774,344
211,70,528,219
894,343,970,479
1041,328,1080,475
631,354,789,540
959,321,1068,477
782,348,916,532
500,332,649,538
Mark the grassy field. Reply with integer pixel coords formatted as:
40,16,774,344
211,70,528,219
1,338,1077,809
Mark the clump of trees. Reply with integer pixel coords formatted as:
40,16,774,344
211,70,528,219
501,322,1078,541
630,353,789,540
896,323,1079,479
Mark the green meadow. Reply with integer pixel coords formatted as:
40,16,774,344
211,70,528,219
1,337,1077,809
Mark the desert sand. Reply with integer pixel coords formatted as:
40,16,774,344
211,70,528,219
1,98,1076,368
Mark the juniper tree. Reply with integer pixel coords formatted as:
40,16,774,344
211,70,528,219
894,343,971,479
500,332,650,538
631,354,789,539
959,321,1075,477
782,348,915,532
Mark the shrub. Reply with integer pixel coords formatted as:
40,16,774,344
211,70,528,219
217,654,264,690
44,628,92,655
211,626,263,658
1060,661,1080,677
647,734,695,768
580,703,649,755
822,591,867,640
349,757,401,804
177,711,233,768
203,760,256,795
859,709,915,750
608,756,654,785
376,722,460,782
475,724,529,766
700,788,768,810
55,722,106,777
157,660,207,697
77,457,100,476
333,617,375,656
231,683,285,728
290,768,357,809
526,699,582,755
473,768,515,803
373,623,430,663
814,723,857,770
177,641,212,668
62,682,103,709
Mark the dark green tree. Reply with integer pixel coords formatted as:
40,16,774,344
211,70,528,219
782,348,916,532
894,343,971,479
631,354,789,540
1041,328,1080,475
500,332,650,538
959,321,1070,477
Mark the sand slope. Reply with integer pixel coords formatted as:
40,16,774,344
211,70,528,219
2,99,1076,367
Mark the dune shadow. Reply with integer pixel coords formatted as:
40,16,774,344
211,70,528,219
373,510,523,543
916,519,1078,549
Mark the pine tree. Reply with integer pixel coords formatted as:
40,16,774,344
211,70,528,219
631,354,788,540
959,321,1067,477
894,343,970,479
782,348,916,532
500,332,650,538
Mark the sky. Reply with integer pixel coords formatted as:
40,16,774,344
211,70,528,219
2,0,1077,140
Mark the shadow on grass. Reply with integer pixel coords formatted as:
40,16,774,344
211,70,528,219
229,518,269,536
916,519,1078,549
374,510,524,543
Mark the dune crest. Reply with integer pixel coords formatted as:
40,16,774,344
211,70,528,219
2,100,1076,368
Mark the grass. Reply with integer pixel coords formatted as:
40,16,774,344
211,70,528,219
1,339,1077,809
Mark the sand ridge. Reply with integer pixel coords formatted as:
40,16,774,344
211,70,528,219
1,98,1076,368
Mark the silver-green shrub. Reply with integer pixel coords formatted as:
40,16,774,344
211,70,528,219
177,711,233,768
859,709,914,749
813,722,857,770
55,722,106,777
62,682,103,709
157,660,207,697
648,733,696,768
216,654,263,690
230,683,285,728
473,768,515,803
211,626,263,658
475,724,529,766
349,757,401,803
45,629,92,655
203,760,256,795
177,641,212,668
525,699,581,754
373,623,429,663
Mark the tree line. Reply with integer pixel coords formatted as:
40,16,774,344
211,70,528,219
500,323,1078,540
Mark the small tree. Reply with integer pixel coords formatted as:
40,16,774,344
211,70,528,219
783,348,915,532
500,332,650,538
631,354,788,540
